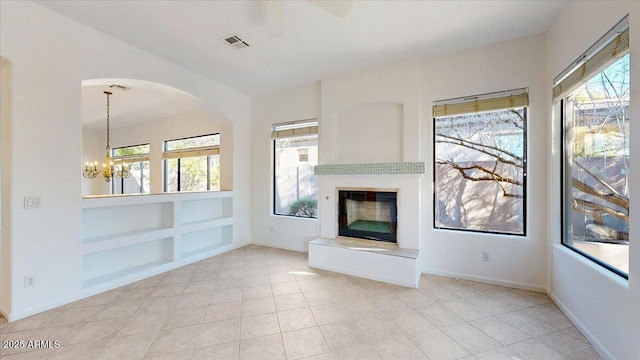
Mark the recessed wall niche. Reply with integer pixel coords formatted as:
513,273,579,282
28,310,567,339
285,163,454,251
333,102,404,164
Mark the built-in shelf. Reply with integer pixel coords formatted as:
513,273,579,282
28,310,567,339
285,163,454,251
181,217,233,231
83,227,171,245
82,228,175,255
82,259,171,289
82,237,173,289
81,191,234,289
82,202,173,242
180,197,233,225
180,225,233,259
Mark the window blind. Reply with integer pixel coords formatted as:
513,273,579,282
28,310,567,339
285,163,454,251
162,146,220,160
271,119,318,139
553,16,629,100
113,155,150,163
433,89,529,118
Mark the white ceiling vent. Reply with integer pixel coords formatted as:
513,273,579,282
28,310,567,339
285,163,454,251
108,84,130,91
223,34,250,50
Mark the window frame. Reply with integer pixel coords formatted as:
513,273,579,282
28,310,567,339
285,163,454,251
272,119,319,219
432,89,529,236
162,133,220,192
111,143,150,195
559,58,630,279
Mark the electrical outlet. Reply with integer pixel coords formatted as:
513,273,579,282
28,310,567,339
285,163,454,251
482,251,490,262
24,276,35,288
269,226,275,234
24,196,42,209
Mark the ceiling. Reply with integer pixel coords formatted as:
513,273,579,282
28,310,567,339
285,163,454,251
82,84,203,129
40,0,568,97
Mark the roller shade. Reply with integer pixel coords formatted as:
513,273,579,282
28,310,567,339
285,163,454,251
553,17,629,100
162,147,220,160
113,155,150,163
272,119,318,139
433,89,528,118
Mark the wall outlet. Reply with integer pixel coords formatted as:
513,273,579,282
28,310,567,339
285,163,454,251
482,251,490,262
269,226,275,234
24,276,35,288
24,196,42,209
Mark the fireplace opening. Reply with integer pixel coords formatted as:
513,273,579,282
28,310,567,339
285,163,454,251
338,190,397,243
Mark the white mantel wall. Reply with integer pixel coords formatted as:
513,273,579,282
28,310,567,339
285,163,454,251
0,1,252,320
317,58,423,255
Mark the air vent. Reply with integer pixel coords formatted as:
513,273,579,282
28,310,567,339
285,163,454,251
223,34,250,50
108,84,130,91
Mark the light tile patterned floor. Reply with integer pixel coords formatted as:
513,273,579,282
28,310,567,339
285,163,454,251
0,245,602,360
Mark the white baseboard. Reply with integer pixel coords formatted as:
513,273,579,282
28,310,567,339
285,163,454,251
549,292,614,360
251,240,308,253
422,268,547,293
0,305,10,321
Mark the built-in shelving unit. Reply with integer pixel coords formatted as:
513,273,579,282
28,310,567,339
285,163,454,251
81,191,233,289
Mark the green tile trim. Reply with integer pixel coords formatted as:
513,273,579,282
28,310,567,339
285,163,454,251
314,162,426,176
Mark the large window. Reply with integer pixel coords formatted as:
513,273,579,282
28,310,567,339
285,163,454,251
112,144,150,194
557,17,629,277
273,120,318,218
163,134,220,192
433,89,528,235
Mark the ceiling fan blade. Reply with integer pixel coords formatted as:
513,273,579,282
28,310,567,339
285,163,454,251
307,0,353,18
265,0,284,37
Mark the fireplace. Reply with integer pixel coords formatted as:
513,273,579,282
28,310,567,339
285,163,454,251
338,190,398,243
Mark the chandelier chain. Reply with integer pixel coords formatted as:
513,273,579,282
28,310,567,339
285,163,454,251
106,91,110,150
82,90,130,182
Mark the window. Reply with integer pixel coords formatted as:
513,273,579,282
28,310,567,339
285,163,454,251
272,120,318,218
163,134,220,192
111,144,150,194
557,16,629,277
433,89,528,235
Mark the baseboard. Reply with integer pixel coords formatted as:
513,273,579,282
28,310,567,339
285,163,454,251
251,240,308,253
549,292,614,360
0,305,10,321
422,268,547,293
6,242,246,322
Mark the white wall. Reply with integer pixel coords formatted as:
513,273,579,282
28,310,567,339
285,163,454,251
333,102,404,164
547,2,639,359
251,83,320,252
0,1,252,320
251,39,549,290
420,34,549,291
82,110,232,195
320,59,422,165
1,57,12,315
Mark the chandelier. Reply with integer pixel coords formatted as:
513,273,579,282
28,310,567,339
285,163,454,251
82,91,130,182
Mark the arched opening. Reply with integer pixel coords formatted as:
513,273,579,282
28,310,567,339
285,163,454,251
81,79,233,196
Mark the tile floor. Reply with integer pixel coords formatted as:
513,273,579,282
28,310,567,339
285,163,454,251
0,245,602,360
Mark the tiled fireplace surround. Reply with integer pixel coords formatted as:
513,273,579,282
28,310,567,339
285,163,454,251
309,163,425,288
